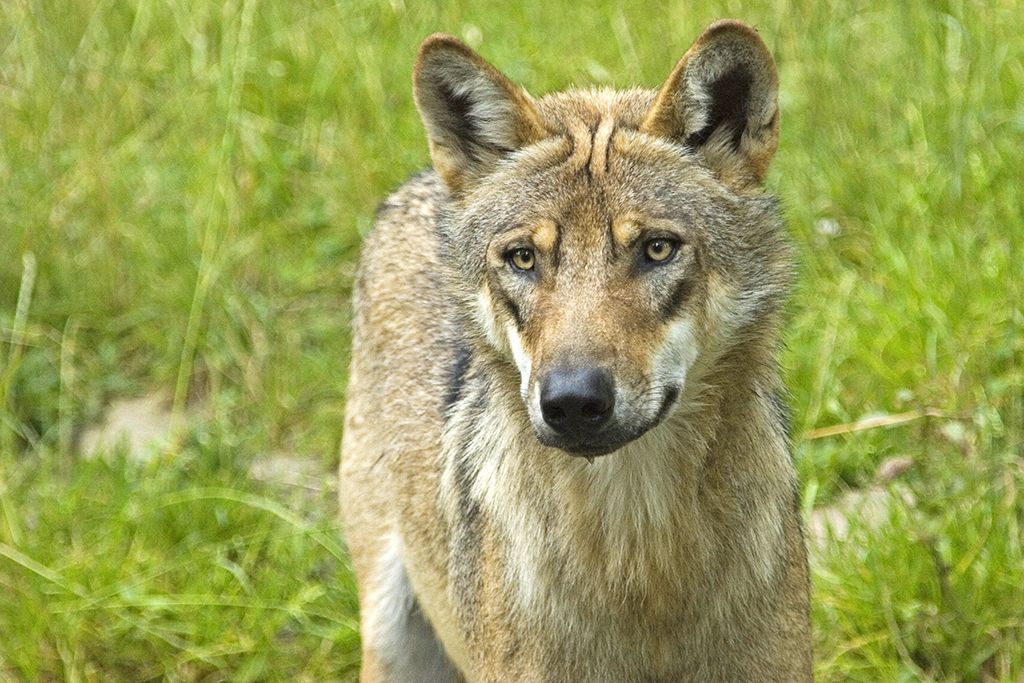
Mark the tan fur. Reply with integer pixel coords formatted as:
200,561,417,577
341,20,813,682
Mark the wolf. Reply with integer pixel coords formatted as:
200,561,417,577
340,19,813,682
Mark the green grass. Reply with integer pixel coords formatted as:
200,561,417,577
1,0,1022,680
1,435,360,682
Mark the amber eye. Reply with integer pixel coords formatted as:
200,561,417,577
508,247,536,271
644,238,678,263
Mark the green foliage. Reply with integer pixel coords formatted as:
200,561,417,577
813,443,1024,682
1,0,1021,680
0,431,359,681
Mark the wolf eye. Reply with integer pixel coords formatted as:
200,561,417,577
508,247,536,272
644,238,678,263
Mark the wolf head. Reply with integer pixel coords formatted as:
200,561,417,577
414,21,791,457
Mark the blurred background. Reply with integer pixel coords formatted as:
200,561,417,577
1,0,1022,680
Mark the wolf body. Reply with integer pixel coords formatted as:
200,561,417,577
340,20,813,682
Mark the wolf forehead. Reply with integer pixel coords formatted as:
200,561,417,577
436,126,786,273
438,87,774,213
457,88,722,201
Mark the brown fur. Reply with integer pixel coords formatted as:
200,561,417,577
341,20,813,682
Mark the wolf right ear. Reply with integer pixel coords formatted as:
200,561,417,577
642,20,780,189
413,35,549,194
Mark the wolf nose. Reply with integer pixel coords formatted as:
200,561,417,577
540,367,615,436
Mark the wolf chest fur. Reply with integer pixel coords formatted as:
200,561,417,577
340,19,814,682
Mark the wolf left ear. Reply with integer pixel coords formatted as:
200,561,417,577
413,34,549,194
642,20,780,189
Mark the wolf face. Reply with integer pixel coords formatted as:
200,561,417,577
416,26,790,457
468,153,714,456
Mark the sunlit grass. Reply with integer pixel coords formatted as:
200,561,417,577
1,438,360,681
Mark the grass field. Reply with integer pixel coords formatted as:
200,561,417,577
1,0,1022,680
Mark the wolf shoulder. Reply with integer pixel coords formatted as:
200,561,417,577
348,170,458,421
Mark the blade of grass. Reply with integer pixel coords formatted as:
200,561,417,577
170,0,258,451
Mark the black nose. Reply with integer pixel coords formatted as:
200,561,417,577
540,367,615,436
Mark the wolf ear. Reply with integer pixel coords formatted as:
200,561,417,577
641,20,780,189
413,34,549,193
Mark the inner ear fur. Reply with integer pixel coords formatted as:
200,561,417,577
413,34,549,193
642,20,780,188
